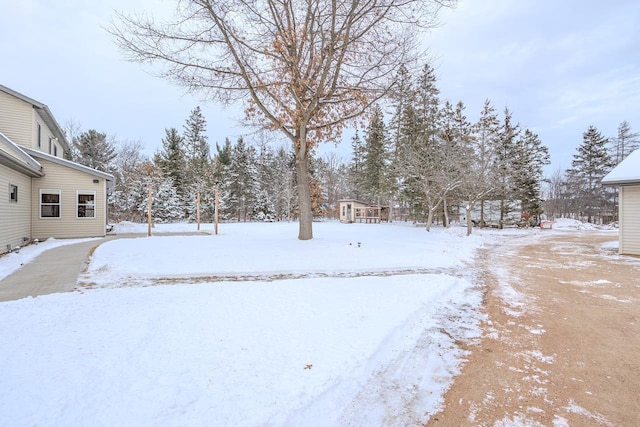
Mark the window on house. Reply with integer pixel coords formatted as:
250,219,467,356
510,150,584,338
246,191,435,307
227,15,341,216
10,184,18,202
49,137,52,154
40,190,61,218
77,192,96,218
37,123,41,147
53,144,58,157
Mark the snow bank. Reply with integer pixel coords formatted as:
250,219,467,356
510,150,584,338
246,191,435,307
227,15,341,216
551,218,615,231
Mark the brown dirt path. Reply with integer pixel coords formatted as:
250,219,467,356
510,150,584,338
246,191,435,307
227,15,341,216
427,230,640,426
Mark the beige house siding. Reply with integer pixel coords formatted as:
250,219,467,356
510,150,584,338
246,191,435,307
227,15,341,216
34,114,63,156
338,200,369,222
620,185,640,256
0,164,32,253
31,158,108,239
0,90,32,148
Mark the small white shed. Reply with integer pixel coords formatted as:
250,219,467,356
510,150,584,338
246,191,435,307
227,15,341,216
602,149,640,256
338,199,390,223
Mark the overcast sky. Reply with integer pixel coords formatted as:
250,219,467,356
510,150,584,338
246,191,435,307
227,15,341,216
2,0,639,172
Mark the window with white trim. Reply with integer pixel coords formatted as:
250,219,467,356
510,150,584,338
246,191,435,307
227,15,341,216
40,190,61,218
9,184,18,202
77,192,96,218
37,123,41,148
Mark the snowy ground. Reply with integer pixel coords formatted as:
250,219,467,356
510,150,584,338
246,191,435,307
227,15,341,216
0,219,603,426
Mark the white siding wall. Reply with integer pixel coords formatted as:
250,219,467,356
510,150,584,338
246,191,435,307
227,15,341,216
0,164,32,254
620,185,640,256
31,158,107,239
0,91,32,148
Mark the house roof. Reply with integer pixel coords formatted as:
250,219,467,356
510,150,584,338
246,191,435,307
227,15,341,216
602,149,640,186
0,132,44,177
338,199,371,205
0,84,70,153
23,147,114,182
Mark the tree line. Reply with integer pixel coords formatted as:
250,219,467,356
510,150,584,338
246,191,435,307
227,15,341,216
545,121,638,224
65,68,637,232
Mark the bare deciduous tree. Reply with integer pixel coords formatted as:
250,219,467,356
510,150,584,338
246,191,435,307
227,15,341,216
109,0,454,239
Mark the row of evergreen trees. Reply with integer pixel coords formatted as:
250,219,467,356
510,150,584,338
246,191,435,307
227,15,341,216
546,122,638,223
350,64,551,233
65,67,637,229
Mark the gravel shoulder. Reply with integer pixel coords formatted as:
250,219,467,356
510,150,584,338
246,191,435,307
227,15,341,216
427,230,640,426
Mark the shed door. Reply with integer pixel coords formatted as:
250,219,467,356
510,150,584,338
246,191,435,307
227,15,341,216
346,204,352,221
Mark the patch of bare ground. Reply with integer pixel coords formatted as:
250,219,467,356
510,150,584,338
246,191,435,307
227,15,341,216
427,231,640,426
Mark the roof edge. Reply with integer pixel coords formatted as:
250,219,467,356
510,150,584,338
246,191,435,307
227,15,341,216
23,147,114,181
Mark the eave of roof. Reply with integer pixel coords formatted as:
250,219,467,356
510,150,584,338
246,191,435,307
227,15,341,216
23,147,114,181
0,131,44,177
602,149,640,186
0,84,71,152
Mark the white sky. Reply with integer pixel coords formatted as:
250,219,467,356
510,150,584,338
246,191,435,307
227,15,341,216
2,0,639,171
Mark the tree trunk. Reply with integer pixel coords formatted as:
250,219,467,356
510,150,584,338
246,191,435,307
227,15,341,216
443,195,449,228
295,132,313,240
425,208,434,232
466,205,473,236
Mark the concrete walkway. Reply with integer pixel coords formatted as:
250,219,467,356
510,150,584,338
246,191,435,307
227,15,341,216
0,235,141,302
1,231,211,302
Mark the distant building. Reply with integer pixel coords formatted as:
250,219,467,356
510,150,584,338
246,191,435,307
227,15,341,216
602,149,640,256
1,84,113,254
338,199,390,223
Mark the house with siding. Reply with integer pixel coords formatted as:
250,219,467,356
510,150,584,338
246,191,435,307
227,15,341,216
0,84,113,254
602,149,640,256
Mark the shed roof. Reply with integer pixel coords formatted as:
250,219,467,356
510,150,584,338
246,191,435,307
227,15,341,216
602,149,640,186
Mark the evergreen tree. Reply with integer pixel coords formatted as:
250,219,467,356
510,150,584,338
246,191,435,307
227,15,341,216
154,128,187,195
457,99,499,235
349,129,365,200
228,137,259,221
272,146,296,221
183,106,209,168
566,125,613,223
73,129,116,172
110,140,147,222
439,100,472,227
512,129,550,223
494,107,520,228
360,105,390,203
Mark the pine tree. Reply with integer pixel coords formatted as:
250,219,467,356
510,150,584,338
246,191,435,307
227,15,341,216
512,129,550,223
439,100,472,227
566,125,613,223
360,105,390,203
228,137,259,221
183,106,211,196
154,128,187,195
494,107,520,228
349,129,365,200
73,129,116,172
457,99,499,235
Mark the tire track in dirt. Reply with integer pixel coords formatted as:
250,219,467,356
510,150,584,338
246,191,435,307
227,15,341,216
427,231,640,426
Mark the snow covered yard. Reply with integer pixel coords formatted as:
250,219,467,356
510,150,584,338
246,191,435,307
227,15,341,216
0,221,506,426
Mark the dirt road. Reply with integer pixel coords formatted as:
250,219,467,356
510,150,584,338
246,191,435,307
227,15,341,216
427,230,640,426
